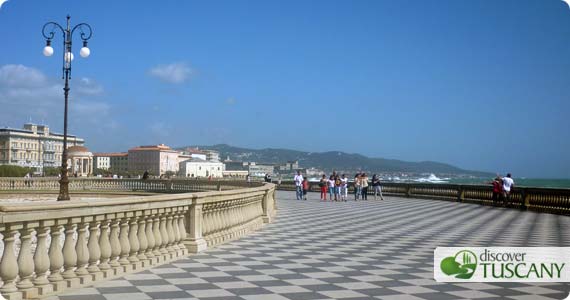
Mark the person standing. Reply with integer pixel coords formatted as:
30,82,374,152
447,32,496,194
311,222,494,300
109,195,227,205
361,173,369,200
354,173,361,200
328,175,336,201
319,174,328,201
334,175,341,201
372,174,384,200
294,171,304,200
490,175,502,206
302,177,309,200
340,174,348,201
502,173,515,206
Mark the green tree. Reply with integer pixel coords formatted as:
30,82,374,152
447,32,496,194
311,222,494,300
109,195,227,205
0,165,34,177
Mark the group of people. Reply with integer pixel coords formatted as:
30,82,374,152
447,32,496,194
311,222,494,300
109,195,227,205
293,171,385,201
490,173,515,206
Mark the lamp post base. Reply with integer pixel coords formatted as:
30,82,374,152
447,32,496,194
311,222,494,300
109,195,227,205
57,176,70,201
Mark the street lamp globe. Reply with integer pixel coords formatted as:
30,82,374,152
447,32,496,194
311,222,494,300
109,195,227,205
64,51,74,62
43,45,54,57
80,46,90,58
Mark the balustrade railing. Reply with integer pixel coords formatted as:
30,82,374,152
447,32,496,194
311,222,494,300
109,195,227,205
276,180,570,215
0,181,276,300
0,178,263,193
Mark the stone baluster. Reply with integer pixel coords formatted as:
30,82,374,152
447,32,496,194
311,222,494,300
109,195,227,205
33,223,51,293
171,211,181,251
178,209,187,250
152,215,162,257
166,211,176,253
202,206,211,237
62,222,77,280
98,219,112,272
128,216,140,263
118,217,131,266
87,220,102,278
0,227,20,294
109,218,122,269
17,225,35,291
137,215,148,261
145,213,156,259
159,213,169,255
75,220,90,280
47,225,65,288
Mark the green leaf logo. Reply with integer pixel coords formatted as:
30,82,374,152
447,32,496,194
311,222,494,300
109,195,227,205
440,250,477,279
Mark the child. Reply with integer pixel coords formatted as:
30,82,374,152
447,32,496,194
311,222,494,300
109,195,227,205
302,177,309,200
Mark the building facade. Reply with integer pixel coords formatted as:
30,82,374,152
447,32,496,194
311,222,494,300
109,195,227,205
93,155,110,170
93,152,129,173
0,123,85,173
179,158,225,178
128,144,180,176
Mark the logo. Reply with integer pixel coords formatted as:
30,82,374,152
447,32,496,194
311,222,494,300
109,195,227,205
435,247,570,283
440,250,477,279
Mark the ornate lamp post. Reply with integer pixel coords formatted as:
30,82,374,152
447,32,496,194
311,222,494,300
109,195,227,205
42,15,92,201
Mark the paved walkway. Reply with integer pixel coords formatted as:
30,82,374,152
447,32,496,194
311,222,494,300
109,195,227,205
53,191,570,300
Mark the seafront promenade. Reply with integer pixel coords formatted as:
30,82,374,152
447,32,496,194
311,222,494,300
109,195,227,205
48,190,569,300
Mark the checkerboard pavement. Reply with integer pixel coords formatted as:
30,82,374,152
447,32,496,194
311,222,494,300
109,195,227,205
51,191,570,300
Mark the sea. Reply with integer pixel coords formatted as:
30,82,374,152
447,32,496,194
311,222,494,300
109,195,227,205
303,174,570,189
448,177,570,189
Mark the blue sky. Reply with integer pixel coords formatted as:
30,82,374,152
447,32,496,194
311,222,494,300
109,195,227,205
1,0,569,178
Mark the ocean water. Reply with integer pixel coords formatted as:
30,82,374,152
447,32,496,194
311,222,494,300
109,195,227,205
448,178,570,189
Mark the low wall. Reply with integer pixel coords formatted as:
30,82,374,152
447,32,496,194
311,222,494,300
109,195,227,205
0,179,276,300
276,180,570,215
0,177,261,193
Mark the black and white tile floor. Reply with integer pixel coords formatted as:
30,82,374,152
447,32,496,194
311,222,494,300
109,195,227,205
52,191,570,300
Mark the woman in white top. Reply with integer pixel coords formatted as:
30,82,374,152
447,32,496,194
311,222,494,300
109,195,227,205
340,174,348,201
328,175,336,201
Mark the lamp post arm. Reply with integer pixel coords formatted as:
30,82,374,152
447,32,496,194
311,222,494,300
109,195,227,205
41,22,65,40
71,23,93,41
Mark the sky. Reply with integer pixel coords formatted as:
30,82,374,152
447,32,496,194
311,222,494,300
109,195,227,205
0,0,569,178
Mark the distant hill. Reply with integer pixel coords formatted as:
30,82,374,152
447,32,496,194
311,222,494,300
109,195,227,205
178,144,492,177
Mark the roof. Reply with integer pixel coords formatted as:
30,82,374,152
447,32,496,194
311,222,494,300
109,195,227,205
67,145,90,152
0,128,78,138
129,144,177,152
94,152,128,157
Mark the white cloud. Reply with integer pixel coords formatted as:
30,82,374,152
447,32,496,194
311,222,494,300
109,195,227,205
148,62,193,84
0,64,48,88
0,0,9,10
0,64,111,129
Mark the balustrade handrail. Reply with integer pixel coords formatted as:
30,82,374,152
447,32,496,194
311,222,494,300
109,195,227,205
275,180,570,215
0,181,276,299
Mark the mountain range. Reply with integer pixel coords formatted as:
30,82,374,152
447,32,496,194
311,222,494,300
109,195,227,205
177,144,492,177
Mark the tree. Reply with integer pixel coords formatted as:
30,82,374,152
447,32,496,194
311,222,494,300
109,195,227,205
0,165,34,177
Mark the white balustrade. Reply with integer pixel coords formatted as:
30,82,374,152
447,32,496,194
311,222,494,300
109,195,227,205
0,182,275,299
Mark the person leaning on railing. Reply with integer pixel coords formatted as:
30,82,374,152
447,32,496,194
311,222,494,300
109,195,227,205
502,173,515,206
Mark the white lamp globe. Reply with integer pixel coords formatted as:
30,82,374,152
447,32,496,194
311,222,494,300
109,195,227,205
79,47,90,58
43,46,54,57
64,52,74,62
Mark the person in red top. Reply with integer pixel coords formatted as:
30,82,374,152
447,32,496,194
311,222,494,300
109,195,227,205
319,174,328,201
490,176,503,205
302,177,310,200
